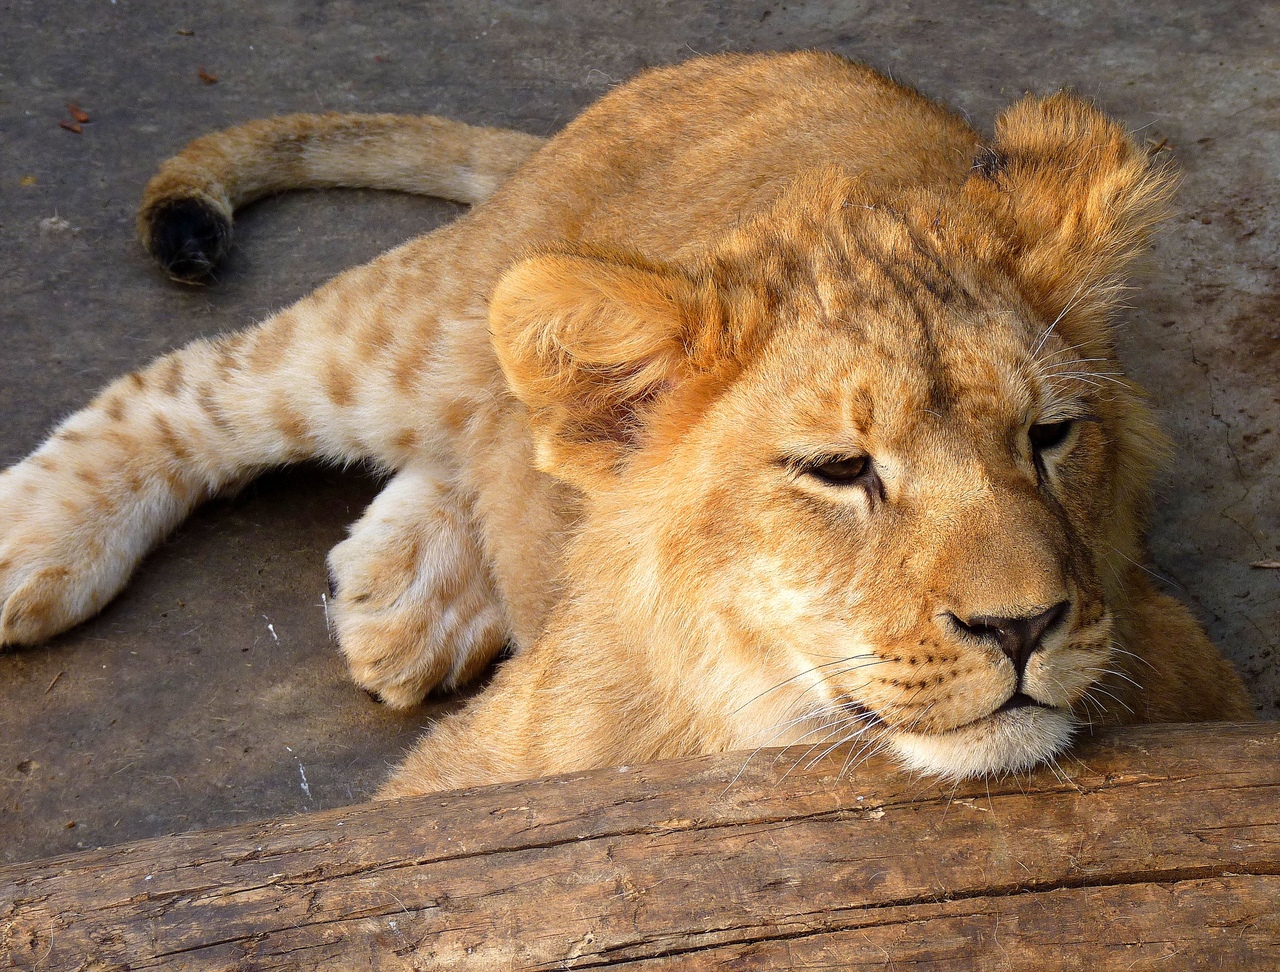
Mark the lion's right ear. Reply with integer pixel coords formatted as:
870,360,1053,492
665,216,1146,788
970,93,1176,334
489,252,704,491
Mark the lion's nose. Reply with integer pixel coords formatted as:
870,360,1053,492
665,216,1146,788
947,601,1069,679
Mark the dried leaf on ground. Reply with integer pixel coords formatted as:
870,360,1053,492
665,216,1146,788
58,120,83,133
66,103,90,123
197,67,219,84
1251,559,1280,569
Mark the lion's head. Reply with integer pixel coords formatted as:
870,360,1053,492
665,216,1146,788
491,93,1175,778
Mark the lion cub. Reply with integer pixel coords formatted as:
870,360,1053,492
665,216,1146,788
0,52,1251,797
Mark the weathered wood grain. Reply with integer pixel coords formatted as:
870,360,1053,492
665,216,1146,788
2,723,1277,970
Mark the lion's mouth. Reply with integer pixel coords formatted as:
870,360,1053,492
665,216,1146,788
995,691,1048,713
935,691,1058,734
854,691,1054,737
830,689,1076,778
882,698,1077,779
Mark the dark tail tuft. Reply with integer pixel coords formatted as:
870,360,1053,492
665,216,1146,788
144,198,232,283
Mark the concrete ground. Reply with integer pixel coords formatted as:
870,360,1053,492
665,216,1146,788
1,0,1276,864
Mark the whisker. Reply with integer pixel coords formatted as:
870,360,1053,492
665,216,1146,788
779,659,893,718
1108,545,1185,592
1041,356,1112,369
1076,690,1113,725
1046,375,1112,394
1034,339,1095,368
778,711,880,781
805,698,905,771
804,725,876,771
765,710,867,765
1044,367,1124,377
754,709,835,745
1032,279,1093,358
1106,644,1157,671
732,655,890,714
1049,372,1131,388
841,736,888,778
1083,664,1144,691
724,705,845,793
769,710,858,749
1043,753,1068,786
1083,683,1134,715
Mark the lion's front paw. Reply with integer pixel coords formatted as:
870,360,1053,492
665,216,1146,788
0,459,150,646
326,468,508,708
0,558,95,646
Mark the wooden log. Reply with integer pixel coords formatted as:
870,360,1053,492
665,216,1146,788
1,723,1277,970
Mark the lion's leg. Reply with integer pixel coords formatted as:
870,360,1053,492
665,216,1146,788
0,230,473,647
374,617,731,798
0,327,322,646
327,462,508,708
374,651,544,798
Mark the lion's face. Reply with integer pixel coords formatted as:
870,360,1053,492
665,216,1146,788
492,92,1172,778
643,268,1121,777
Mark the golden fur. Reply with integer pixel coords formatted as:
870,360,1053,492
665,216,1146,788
0,52,1252,798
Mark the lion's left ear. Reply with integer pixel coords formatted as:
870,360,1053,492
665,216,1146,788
970,92,1176,328
489,251,709,492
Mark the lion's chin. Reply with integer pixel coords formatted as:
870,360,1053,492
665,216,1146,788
883,705,1077,780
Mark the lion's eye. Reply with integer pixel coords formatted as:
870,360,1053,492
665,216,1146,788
1029,420,1073,454
805,455,871,486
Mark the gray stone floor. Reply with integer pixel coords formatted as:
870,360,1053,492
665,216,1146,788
1,1,1276,864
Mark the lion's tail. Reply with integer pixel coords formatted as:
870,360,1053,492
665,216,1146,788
137,113,547,282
